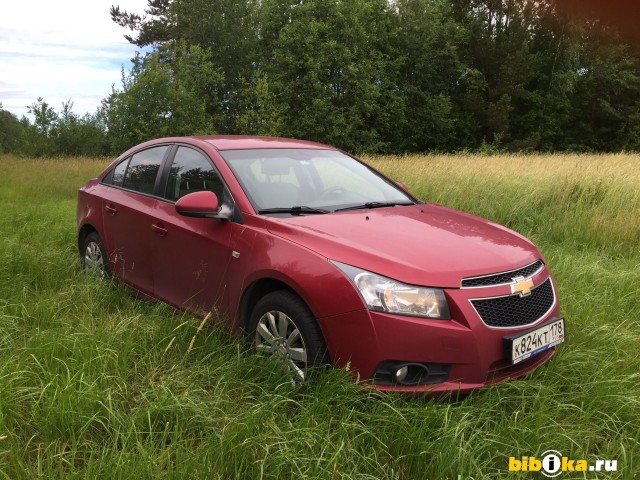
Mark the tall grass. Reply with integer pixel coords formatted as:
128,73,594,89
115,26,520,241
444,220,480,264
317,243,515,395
0,153,638,479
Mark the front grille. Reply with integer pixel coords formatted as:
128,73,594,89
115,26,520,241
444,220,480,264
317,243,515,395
461,260,544,288
471,278,554,328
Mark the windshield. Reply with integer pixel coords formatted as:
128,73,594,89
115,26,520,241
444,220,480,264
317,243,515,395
221,148,414,214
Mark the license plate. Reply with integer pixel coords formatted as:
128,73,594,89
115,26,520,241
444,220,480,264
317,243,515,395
504,318,565,364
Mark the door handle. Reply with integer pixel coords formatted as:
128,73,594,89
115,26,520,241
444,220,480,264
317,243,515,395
152,223,168,236
105,204,117,215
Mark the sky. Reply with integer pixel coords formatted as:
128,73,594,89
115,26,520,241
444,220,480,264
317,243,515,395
0,0,149,120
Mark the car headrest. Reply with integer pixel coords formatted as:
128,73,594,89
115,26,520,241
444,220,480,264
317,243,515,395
260,158,292,176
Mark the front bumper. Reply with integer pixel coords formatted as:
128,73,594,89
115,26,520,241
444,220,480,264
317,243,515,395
317,269,561,394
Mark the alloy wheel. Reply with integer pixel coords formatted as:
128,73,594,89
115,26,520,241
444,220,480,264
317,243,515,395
84,241,104,274
255,310,308,381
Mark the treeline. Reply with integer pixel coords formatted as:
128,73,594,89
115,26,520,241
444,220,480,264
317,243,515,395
0,99,109,157
3,0,640,157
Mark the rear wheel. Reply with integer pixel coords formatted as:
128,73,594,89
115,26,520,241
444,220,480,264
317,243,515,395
82,231,111,276
249,290,328,382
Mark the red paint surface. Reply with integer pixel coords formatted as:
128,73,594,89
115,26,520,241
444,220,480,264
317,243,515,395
78,136,562,394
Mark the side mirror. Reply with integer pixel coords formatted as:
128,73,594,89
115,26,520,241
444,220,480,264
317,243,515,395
394,180,409,192
175,191,229,219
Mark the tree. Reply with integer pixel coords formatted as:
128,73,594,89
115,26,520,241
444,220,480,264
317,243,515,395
51,101,111,157
112,0,260,132
28,97,57,136
393,0,464,151
569,28,640,151
103,42,223,153
104,0,640,153
110,0,174,47
261,0,402,152
234,72,284,136
0,103,27,153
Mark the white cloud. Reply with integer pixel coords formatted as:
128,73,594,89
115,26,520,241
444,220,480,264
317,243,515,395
0,0,150,119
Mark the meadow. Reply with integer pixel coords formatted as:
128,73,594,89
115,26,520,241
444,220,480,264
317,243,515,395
0,153,638,479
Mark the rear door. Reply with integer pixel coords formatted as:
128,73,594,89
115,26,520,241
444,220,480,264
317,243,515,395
150,146,234,313
101,145,170,294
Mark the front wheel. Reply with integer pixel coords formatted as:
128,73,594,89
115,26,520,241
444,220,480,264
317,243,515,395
249,290,328,382
81,231,111,276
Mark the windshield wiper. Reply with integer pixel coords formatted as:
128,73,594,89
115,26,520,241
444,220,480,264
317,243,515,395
333,201,414,213
258,206,330,215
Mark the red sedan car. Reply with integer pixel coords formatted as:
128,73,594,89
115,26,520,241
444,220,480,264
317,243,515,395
77,136,564,393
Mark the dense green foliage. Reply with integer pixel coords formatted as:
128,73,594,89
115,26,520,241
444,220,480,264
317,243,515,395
0,153,638,478
3,0,640,155
0,100,110,157
103,43,223,153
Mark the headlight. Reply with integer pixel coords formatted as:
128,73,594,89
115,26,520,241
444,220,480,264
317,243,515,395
330,261,450,319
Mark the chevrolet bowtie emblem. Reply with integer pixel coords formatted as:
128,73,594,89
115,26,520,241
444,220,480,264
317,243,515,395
510,276,534,297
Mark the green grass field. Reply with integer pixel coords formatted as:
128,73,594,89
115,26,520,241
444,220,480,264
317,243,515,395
0,153,638,479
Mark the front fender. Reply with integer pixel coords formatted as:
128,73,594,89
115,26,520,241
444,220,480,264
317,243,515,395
225,217,365,324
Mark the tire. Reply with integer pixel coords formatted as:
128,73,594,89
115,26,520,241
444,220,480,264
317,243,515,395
81,231,111,276
249,290,328,382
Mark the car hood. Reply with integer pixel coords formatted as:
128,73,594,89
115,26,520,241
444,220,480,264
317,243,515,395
264,204,541,288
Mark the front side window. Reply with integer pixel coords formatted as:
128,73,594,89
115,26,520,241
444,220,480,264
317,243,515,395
121,146,169,195
165,147,224,202
111,158,129,187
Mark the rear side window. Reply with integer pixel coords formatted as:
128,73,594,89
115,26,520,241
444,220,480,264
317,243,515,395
165,147,224,201
121,146,169,195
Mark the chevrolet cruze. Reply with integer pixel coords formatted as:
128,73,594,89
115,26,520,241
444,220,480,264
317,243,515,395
77,136,565,393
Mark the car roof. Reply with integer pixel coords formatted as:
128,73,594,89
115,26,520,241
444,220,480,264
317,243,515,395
193,135,331,151
107,135,340,175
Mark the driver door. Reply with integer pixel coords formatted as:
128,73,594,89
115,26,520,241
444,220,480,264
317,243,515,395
150,146,234,314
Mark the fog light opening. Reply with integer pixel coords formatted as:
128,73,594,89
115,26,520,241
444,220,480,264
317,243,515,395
394,366,409,383
372,361,451,386
394,363,431,385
